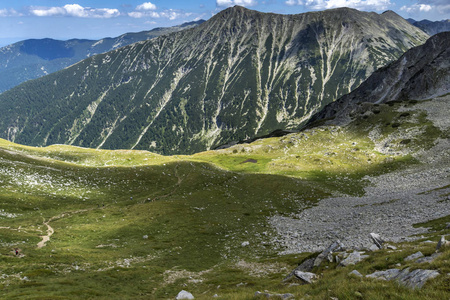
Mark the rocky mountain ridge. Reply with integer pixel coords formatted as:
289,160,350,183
307,31,450,126
0,20,204,93
0,6,428,154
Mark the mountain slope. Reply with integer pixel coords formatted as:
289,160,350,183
0,20,204,93
0,28,448,297
0,6,428,155
307,31,450,125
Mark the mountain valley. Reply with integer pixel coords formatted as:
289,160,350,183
0,6,429,155
0,23,448,299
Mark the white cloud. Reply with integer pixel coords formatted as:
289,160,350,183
217,0,234,6
400,4,432,13
235,0,258,6
128,11,161,18
284,0,391,11
30,4,120,18
285,0,300,5
216,0,258,7
400,0,450,17
0,8,22,17
129,8,191,21
136,2,157,11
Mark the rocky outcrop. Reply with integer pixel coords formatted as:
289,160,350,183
370,233,385,249
404,251,424,262
367,268,440,289
293,271,318,284
313,240,345,267
339,251,368,267
283,258,315,282
283,235,444,289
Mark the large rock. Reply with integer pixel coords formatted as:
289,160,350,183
349,270,363,277
294,271,318,284
366,269,401,281
283,258,315,282
369,233,385,249
176,290,194,300
366,268,440,289
314,240,345,267
404,251,424,262
396,268,440,289
436,235,449,252
339,251,368,267
416,253,441,264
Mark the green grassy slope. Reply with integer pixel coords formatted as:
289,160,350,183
0,98,448,299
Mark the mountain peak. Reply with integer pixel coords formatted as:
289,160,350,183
213,5,257,18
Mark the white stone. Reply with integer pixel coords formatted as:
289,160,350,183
176,290,194,300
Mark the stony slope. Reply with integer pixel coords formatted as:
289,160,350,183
0,6,428,155
0,20,204,93
308,31,450,126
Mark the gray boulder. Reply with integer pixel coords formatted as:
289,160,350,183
339,251,369,267
436,236,449,252
366,268,440,289
176,290,194,300
294,270,318,284
416,253,441,264
370,233,385,249
283,258,315,282
366,269,401,281
397,268,440,289
349,270,363,277
404,251,424,262
314,240,345,267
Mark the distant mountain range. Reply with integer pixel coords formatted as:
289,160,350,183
0,6,428,155
407,18,450,36
0,20,204,93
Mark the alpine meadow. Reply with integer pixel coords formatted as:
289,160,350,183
0,5,449,300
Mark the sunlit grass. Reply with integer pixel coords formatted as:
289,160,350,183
0,99,447,298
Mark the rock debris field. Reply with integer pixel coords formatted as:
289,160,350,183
270,97,450,254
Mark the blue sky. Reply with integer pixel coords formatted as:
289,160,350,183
0,0,448,46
